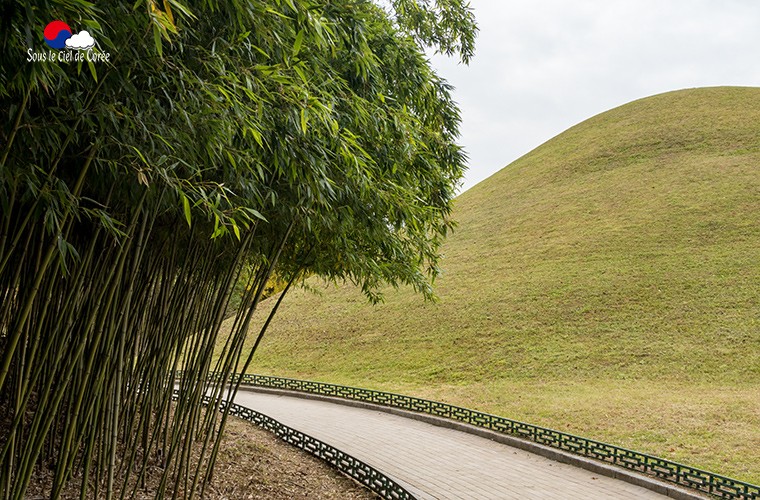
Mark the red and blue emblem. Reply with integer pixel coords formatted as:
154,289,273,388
43,20,72,50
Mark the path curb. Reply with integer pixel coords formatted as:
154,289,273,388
240,385,709,500
177,389,416,499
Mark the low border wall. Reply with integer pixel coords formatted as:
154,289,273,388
175,389,415,499
209,372,759,500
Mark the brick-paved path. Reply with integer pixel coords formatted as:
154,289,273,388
231,388,668,499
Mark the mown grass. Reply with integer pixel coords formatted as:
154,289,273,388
228,87,760,484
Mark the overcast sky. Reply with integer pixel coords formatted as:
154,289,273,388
430,0,760,192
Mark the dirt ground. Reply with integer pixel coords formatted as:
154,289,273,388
204,416,376,499
25,415,375,499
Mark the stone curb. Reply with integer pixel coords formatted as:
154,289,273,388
238,385,710,500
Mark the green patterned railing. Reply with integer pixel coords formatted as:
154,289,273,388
174,389,414,500
205,372,759,500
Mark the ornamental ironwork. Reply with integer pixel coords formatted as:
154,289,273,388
174,389,414,500
203,372,759,500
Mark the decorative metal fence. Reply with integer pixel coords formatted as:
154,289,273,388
206,372,760,500
179,390,414,500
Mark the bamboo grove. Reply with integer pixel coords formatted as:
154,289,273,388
0,0,476,498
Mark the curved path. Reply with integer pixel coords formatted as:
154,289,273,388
231,388,672,499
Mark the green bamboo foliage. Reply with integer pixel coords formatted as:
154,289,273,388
0,0,476,498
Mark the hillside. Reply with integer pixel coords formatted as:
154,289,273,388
233,86,760,482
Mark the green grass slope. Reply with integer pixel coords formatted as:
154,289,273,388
237,87,760,482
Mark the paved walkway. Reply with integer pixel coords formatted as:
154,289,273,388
231,388,668,499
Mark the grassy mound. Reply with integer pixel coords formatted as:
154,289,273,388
236,86,760,482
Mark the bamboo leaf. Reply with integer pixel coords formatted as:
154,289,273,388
250,128,263,147
293,30,304,57
244,207,267,222
87,60,98,82
300,108,308,133
181,193,191,227
163,0,175,26
153,25,163,57
166,0,196,19
293,63,307,84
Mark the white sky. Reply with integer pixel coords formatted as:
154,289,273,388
430,0,760,192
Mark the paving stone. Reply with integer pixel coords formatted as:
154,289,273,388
232,389,668,499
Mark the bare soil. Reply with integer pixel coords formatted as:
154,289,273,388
204,416,375,499
25,415,375,499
